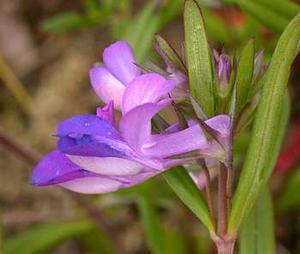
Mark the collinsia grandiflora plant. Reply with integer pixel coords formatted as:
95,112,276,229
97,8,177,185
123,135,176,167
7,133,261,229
31,1,300,253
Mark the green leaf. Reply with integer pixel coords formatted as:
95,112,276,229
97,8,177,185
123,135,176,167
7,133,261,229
154,34,186,72
3,221,93,254
163,166,214,232
277,168,300,213
41,12,88,32
265,92,290,179
138,196,165,254
235,39,255,114
239,186,275,254
184,0,214,117
228,14,300,233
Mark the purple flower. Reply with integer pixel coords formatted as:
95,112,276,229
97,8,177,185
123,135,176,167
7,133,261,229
31,72,230,194
90,41,188,109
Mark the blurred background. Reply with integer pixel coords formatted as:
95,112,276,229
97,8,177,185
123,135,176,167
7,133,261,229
0,0,300,253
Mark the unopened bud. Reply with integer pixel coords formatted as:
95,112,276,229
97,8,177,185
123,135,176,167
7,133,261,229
218,54,232,87
253,49,264,81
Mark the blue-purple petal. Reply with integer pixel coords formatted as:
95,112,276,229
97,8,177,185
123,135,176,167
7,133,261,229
57,135,124,157
31,151,95,186
57,114,120,139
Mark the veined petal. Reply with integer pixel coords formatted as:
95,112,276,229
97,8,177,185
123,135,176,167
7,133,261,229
122,73,174,114
120,102,170,155
103,41,140,85
67,155,143,176
143,124,208,158
90,66,125,108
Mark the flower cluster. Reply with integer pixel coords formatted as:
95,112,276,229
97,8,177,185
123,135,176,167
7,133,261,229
31,41,231,194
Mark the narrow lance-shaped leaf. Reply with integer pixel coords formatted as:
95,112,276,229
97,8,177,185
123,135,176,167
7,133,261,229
138,196,165,254
154,34,187,72
228,14,300,233
184,0,214,117
235,39,255,114
164,166,215,232
239,186,275,254
265,91,290,179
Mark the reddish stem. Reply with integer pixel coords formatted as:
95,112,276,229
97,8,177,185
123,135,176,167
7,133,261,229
218,163,228,236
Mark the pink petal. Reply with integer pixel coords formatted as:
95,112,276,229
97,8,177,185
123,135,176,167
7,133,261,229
67,155,144,176
122,73,174,114
103,41,140,85
120,102,170,155
60,177,122,194
96,101,115,125
142,124,208,158
90,66,125,108
205,115,231,136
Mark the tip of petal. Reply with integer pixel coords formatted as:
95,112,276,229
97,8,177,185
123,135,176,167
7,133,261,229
102,41,140,85
205,115,231,135
31,151,89,186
